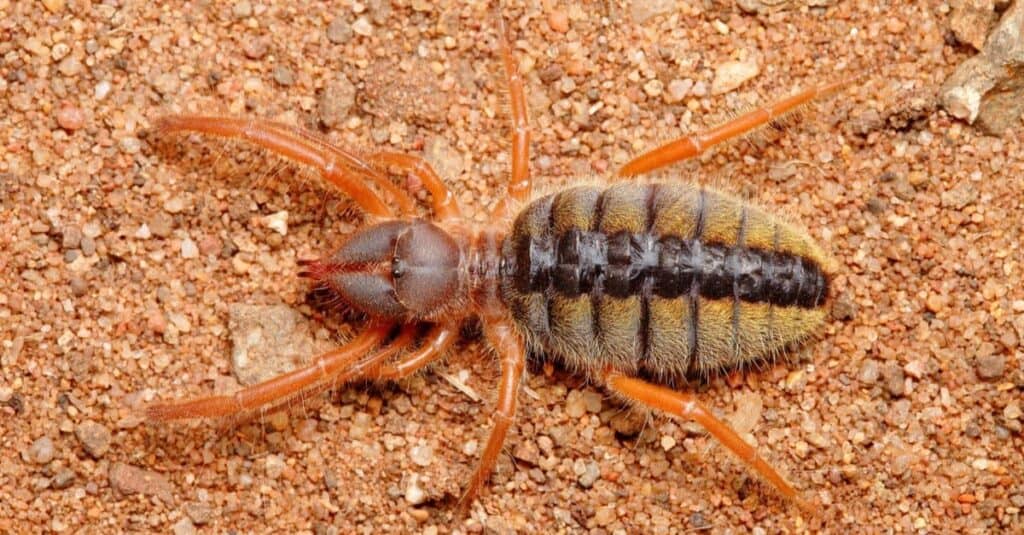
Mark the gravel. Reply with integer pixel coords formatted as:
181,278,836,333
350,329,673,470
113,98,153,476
4,1,1023,532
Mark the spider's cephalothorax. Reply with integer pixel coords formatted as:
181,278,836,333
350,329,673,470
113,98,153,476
149,14,851,515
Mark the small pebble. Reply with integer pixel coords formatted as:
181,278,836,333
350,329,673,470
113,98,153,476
94,81,112,100
244,38,268,60
319,75,356,129
42,0,65,13
56,106,85,131
352,16,373,37
594,505,616,526
171,518,196,535
232,0,252,19
273,66,294,86
261,210,288,235
109,463,175,503
565,390,587,418
327,18,353,44
75,420,112,458
643,78,664,98
58,56,82,77
409,444,433,467
69,277,89,297
163,197,186,214
62,226,83,250
119,136,141,154
577,461,600,488
858,359,880,384
52,469,76,490
904,359,926,380
582,391,603,413
665,78,692,103
548,10,570,33
80,236,96,257
405,474,426,505
883,364,905,396
832,294,858,321
976,354,1005,380
149,213,174,238
181,238,199,259
349,412,372,439
711,58,759,95
182,502,213,526
558,76,577,95
265,454,286,479
28,436,56,464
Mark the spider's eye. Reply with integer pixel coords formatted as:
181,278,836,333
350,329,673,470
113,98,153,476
391,258,405,279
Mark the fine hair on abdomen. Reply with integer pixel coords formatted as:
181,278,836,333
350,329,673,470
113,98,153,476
500,182,833,384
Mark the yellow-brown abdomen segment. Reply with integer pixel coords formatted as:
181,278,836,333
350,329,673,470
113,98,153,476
500,183,833,381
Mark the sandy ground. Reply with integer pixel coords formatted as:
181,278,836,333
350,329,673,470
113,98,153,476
2,0,1023,533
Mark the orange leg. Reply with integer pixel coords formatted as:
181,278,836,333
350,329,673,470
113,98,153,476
242,325,421,418
457,319,526,512
494,14,531,217
368,151,461,220
155,116,416,217
146,325,391,421
371,324,459,380
617,77,855,177
605,370,814,513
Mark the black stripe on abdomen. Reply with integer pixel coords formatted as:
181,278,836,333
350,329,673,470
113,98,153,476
513,229,828,309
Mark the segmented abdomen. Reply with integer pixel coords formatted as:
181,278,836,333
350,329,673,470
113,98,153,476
499,183,834,381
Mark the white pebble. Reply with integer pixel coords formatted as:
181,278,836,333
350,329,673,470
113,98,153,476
261,210,288,236
352,16,373,36
94,80,112,100
264,454,286,479
409,444,433,467
711,58,760,95
665,78,692,103
135,224,152,239
181,238,199,259
405,474,426,505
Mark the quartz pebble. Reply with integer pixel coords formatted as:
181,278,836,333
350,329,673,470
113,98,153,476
712,59,760,95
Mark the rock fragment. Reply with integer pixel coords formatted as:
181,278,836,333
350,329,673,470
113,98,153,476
941,1,1024,133
712,58,760,95
109,462,175,503
228,304,319,385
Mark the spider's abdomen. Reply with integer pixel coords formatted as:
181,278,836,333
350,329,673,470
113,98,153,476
499,183,835,380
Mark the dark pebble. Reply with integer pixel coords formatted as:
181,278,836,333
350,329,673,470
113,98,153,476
62,225,83,249
882,364,905,397
832,294,858,321
689,511,710,530
866,197,888,214
69,277,88,297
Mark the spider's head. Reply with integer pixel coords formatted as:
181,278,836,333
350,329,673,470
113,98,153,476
300,220,462,320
